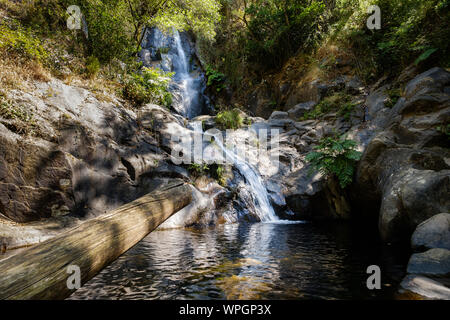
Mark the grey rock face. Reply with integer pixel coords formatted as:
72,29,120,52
404,67,450,99
0,80,188,223
287,101,316,120
355,68,450,242
407,248,450,276
411,213,450,251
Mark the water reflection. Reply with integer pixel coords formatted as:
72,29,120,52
68,223,407,300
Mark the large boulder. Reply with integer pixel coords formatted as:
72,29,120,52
284,166,351,220
411,213,450,251
0,79,189,223
269,111,289,120
287,101,316,120
378,168,450,242
406,248,450,276
355,67,450,243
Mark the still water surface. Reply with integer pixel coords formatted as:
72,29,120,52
69,222,408,300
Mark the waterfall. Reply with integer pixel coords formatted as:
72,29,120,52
173,29,188,74
142,27,281,223
201,130,279,222
217,141,279,222
172,29,201,119
140,27,207,119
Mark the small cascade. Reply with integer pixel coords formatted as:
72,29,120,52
215,139,279,222
200,129,279,223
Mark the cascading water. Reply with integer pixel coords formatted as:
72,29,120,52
194,124,279,222
143,27,280,223
211,137,279,222
172,30,198,119
139,28,209,119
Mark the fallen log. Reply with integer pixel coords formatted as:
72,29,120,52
0,181,192,300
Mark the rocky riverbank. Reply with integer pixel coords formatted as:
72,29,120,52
0,59,448,298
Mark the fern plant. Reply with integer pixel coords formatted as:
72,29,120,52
306,136,362,188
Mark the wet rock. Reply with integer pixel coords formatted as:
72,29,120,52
138,49,152,66
400,275,450,300
411,213,450,251
407,248,450,276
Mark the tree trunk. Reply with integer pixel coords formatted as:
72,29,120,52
0,181,192,300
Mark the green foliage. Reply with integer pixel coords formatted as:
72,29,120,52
85,55,100,78
436,124,450,137
414,48,439,66
0,20,47,61
10,0,221,63
306,136,362,188
338,102,357,121
385,88,402,108
243,117,253,126
158,47,170,54
206,65,226,92
215,164,226,186
0,93,39,135
0,96,33,122
244,0,326,70
122,67,173,107
333,0,450,78
150,0,221,40
215,109,243,130
188,162,210,176
301,93,353,120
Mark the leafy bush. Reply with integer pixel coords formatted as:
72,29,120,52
0,96,33,122
215,109,243,130
306,136,362,188
338,102,357,121
0,21,47,61
332,0,450,78
206,65,226,92
436,124,450,137
122,67,173,107
0,94,39,135
85,55,100,78
158,47,170,54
